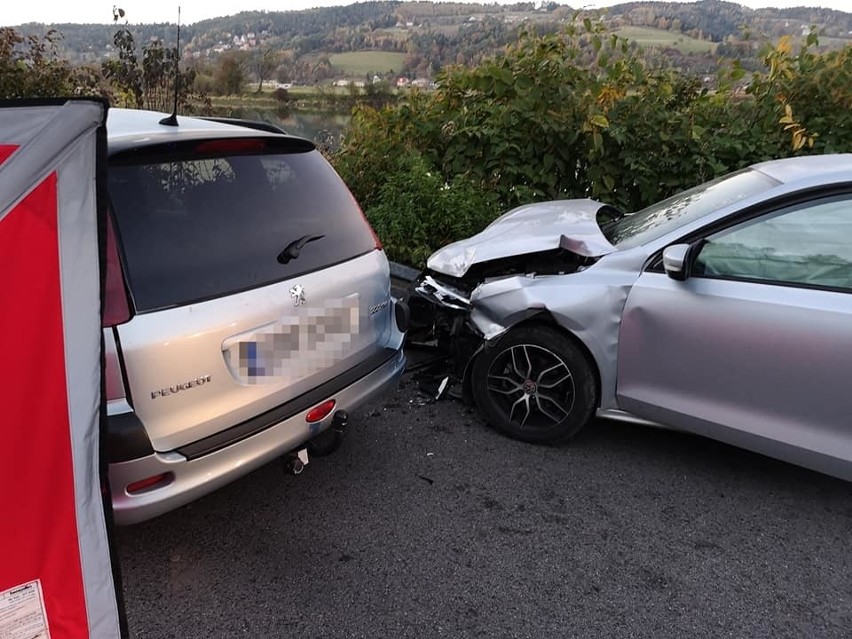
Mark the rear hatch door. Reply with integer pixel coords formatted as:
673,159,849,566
108,137,392,452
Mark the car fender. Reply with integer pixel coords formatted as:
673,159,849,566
468,257,641,409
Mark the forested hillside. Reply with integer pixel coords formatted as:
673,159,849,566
10,1,852,83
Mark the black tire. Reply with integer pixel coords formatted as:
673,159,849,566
471,325,597,444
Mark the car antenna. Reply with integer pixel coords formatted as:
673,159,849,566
159,6,181,127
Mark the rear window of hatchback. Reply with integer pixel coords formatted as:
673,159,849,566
108,138,378,312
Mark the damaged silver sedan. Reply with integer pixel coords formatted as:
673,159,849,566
408,154,852,481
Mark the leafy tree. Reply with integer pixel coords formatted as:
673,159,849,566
102,26,143,107
362,79,394,108
213,52,247,95
141,39,197,112
0,28,77,98
251,46,279,92
102,9,197,111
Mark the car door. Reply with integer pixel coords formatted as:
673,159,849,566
616,191,852,480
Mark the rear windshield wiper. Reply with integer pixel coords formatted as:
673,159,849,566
277,234,325,264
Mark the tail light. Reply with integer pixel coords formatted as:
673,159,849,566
306,400,337,423
126,473,174,494
103,212,131,328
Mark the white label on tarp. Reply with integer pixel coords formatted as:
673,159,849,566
0,580,50,639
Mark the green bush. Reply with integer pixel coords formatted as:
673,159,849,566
365,151,500,266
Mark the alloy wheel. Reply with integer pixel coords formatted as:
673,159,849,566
485,343,576,430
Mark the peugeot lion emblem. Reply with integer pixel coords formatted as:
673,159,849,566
289,284,306,307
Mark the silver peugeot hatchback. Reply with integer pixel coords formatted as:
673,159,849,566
104,109,407,524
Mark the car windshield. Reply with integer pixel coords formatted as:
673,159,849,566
601,169,781,249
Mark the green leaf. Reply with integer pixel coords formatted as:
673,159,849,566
806,29,819,48
590,114,609,128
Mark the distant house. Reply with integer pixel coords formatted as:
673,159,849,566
332,79,366,88
411,78,429,88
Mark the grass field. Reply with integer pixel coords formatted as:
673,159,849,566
616,26,718,54
820,36,852,50
329,51,407,76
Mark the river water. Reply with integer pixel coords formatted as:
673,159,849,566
212,106,352,147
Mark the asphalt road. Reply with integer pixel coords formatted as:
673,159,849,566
116,354,852,638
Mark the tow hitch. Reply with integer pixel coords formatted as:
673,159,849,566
284,448,309,475
307,409,349,457
283,410,349,475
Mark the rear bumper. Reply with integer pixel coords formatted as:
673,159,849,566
109,348,405,525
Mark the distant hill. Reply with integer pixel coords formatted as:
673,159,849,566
607,1,852,41
11,1,852,82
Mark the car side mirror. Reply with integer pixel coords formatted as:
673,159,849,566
662,244,692,281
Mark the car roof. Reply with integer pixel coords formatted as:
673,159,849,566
106,107,283,154
751,153,852,185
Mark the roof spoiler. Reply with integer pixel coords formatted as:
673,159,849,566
199,117,288,135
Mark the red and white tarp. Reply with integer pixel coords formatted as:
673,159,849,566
0,100,122,638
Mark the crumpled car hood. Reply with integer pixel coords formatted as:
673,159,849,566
426,199,617,278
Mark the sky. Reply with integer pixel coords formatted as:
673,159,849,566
3,0,849,27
